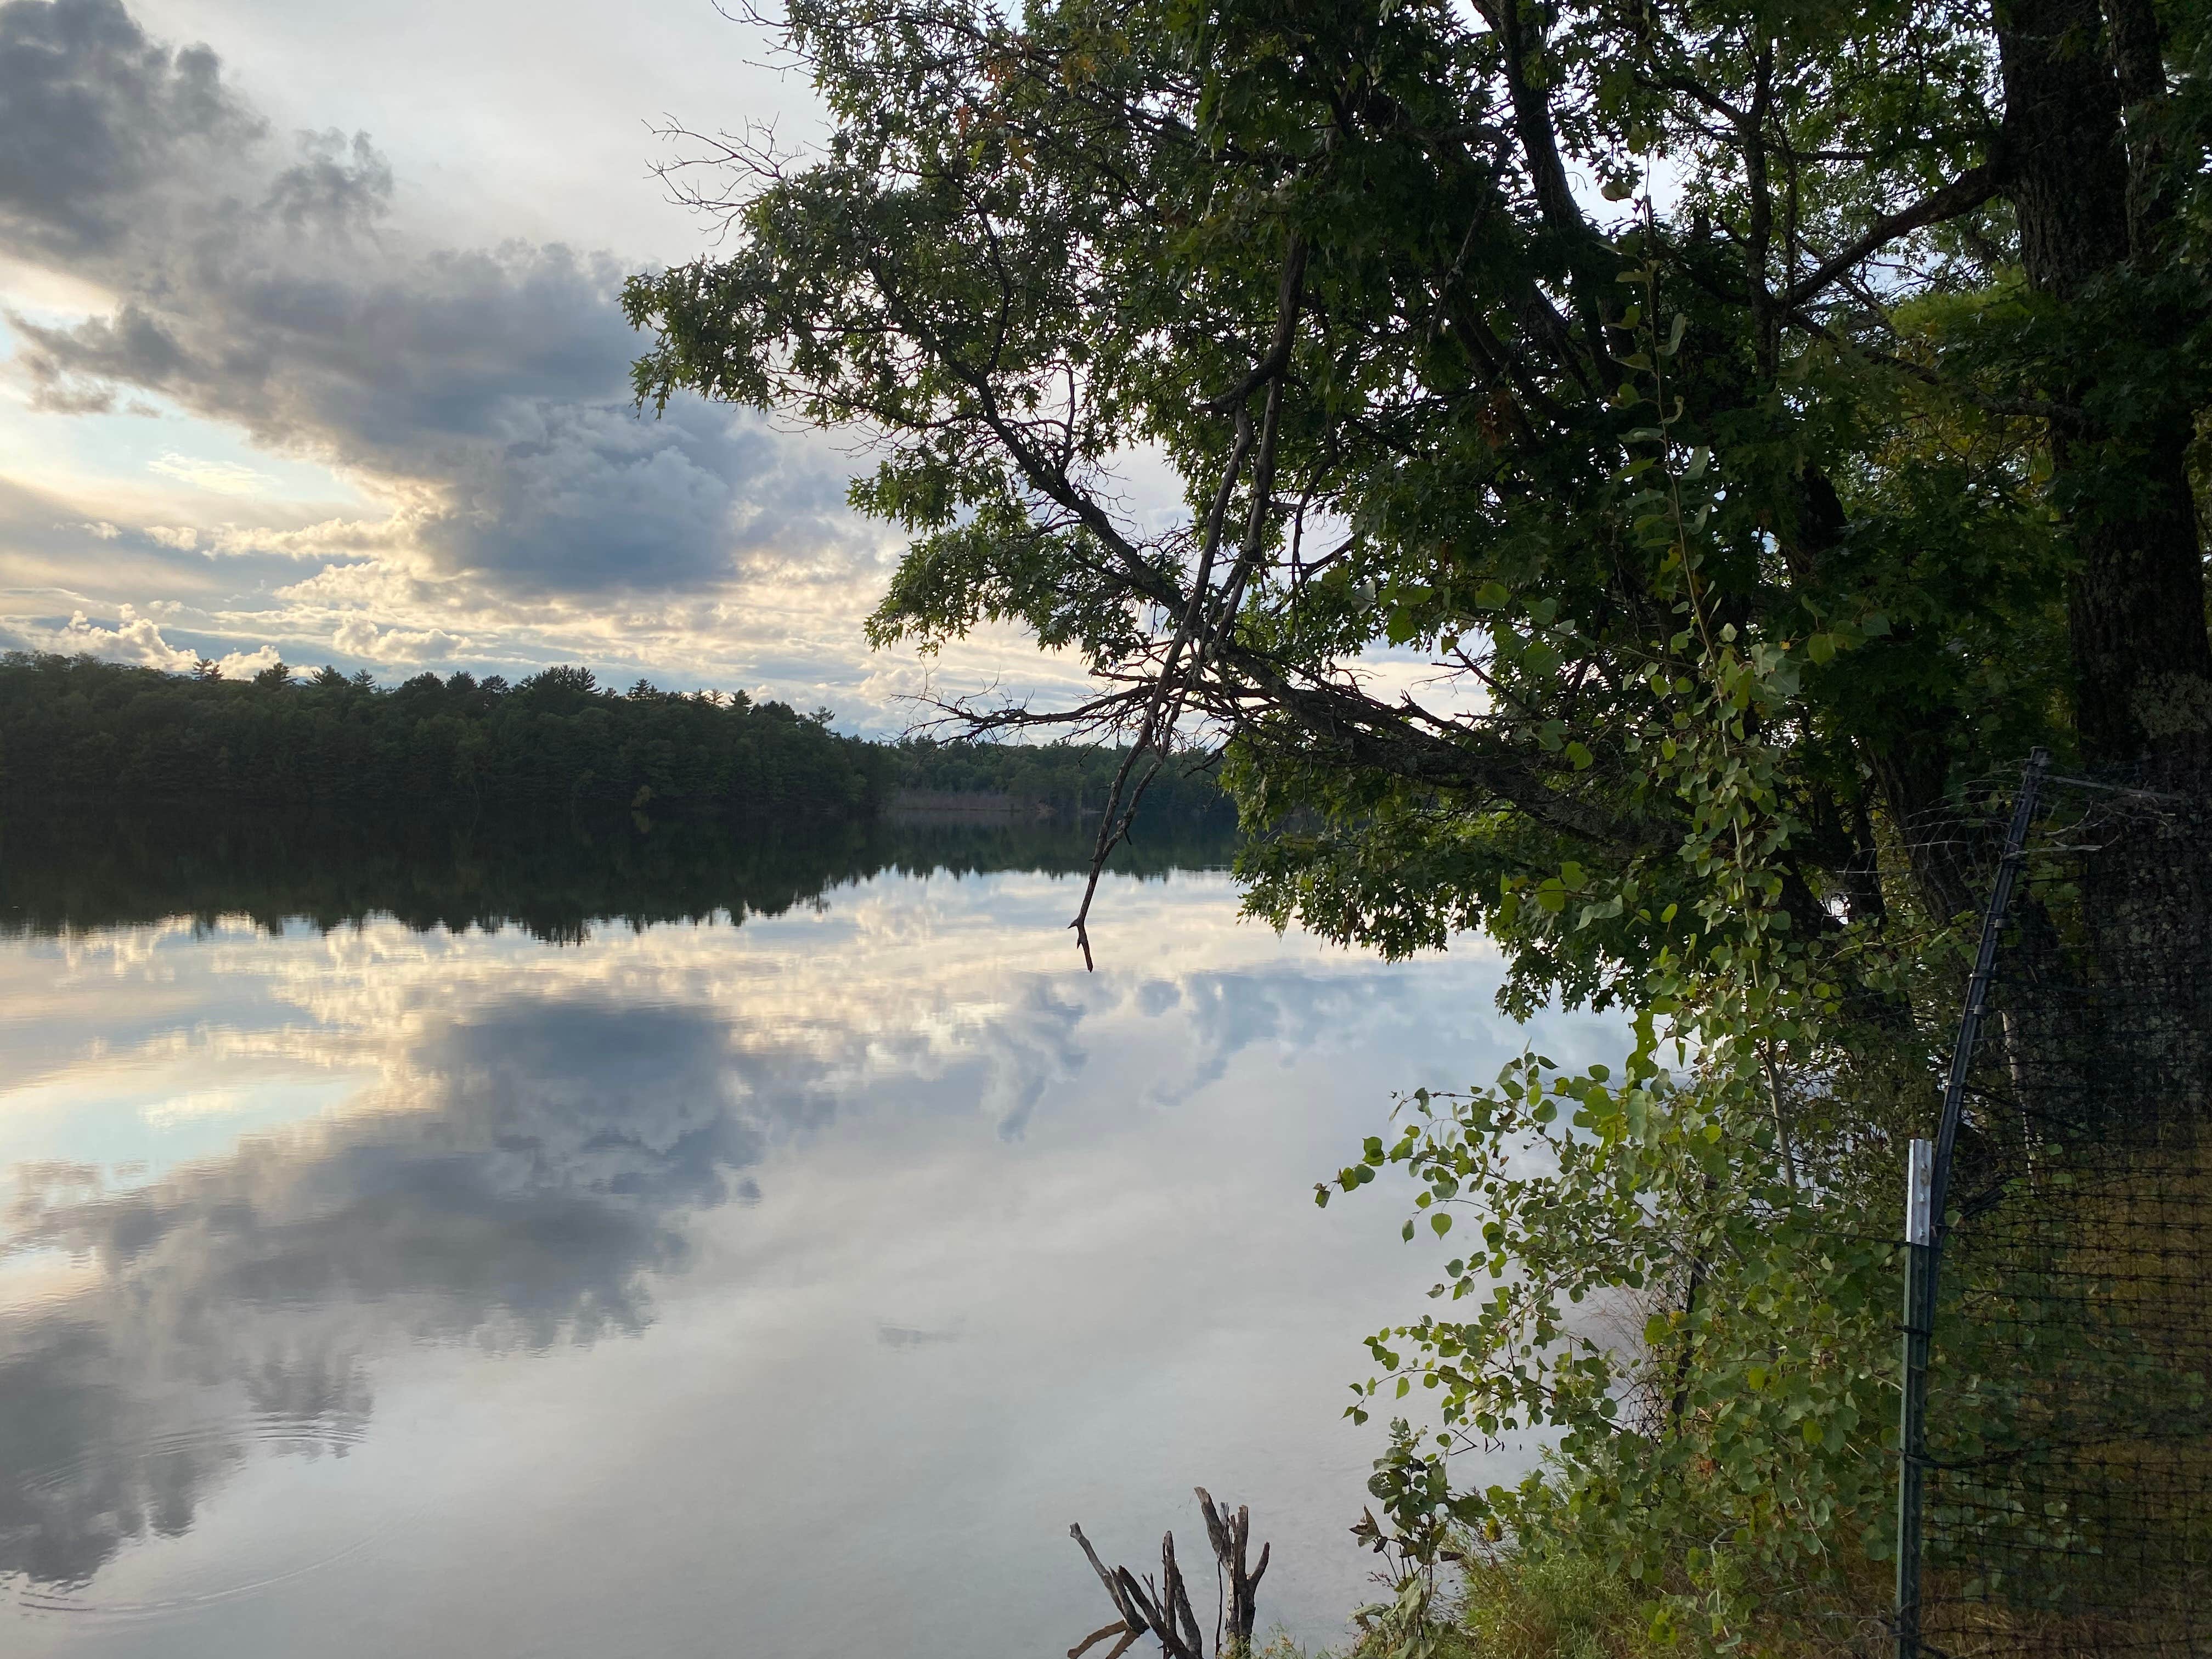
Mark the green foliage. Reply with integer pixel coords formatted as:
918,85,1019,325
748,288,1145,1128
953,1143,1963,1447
0,654,1240,836
0,652,889,827
617,0,2183,998
1455,1550,1650,1659
1312,355,1932,1644
893,736,1234,824
1317,594,1916,1647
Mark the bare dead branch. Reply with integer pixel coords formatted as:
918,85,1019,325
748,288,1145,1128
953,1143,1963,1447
1070,1492,1273,1659
1070,1621,1135,1659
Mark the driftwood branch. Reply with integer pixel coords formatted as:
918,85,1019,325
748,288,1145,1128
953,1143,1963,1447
1072,1522,1149,1635
1070,1491,1273,1657
1070,1621,1141,1659
1195,1488,1269,1649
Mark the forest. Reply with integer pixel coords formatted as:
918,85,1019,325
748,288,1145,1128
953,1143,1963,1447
0,652,1231,831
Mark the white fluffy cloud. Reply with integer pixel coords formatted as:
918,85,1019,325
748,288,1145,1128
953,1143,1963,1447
62,602,195,668
50,600,271,673
329,617,463,663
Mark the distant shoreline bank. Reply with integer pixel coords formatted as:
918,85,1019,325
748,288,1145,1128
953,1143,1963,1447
0,651,1232,834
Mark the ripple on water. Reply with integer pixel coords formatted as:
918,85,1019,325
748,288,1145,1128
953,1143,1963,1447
4,1410,396,1622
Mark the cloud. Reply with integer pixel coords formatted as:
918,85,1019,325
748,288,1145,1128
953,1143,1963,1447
207,517,392,559
41,603,292,676
0,0,263,259
0,0,874,602
61,602,196,669
212,641,281,678
262,129,393,240
0,989,813,1587
147,451,276,497
138,516,394,560
0,2,1092,728
329,617,461,663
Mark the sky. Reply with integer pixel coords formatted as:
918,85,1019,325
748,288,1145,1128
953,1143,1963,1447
0,0,1109,730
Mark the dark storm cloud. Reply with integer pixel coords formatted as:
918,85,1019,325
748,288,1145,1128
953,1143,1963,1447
989,978,1092,1139
0,0,862,595
2,998,784,1331
261,129,393,239
1153,963,1441,1102
0,0,261,257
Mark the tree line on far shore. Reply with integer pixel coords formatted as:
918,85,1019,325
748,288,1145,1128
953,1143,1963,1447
0,652,1232,830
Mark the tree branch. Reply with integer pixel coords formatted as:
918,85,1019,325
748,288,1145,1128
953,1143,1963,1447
1203,235,1310,411
1780,163,2004,309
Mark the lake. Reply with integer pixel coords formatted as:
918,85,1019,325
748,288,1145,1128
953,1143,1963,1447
0,818,1617,1657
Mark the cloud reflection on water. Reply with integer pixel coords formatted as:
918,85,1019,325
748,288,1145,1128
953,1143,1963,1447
0,862,1620,1655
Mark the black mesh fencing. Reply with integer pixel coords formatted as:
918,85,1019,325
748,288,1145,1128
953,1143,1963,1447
1905,761,2212,1657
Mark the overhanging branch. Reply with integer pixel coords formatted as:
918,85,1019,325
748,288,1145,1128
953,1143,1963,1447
1781,163,2004,309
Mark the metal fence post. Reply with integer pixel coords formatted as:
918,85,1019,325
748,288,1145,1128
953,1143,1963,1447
1897,1138,1935,1658
1894,748,2049,1659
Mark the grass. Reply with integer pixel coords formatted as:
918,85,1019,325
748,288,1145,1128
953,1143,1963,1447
1245,1552,1654,1659
1455,1554,1651,1659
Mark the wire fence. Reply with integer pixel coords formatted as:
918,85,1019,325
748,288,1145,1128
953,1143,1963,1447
1901,757,2212,1657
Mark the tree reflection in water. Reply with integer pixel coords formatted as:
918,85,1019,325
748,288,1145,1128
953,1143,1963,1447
0,814,1613,1657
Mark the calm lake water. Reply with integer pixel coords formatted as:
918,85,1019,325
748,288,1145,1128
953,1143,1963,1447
0,820,1616,1657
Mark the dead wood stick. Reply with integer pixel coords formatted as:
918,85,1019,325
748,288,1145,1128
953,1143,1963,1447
1069,1621,1131,1659
1232,1506,1251,1641
1197,1488,1232,1560
1165,1532,1204,1657
1072,1494,1272,1658
1120,1567,1176,1652
1071,1523,1146,1635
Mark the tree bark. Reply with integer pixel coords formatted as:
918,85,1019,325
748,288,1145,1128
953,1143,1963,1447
1995,0,2211,773
1994,0,2212,1125
1997,0,2130,292
2100,0,2171,250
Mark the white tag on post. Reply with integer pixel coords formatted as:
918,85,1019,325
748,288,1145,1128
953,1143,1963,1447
1905,1137,1934,1246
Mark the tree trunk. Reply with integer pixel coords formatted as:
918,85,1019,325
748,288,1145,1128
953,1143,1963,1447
1996,0,2210,770
1993,0,2212,1126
